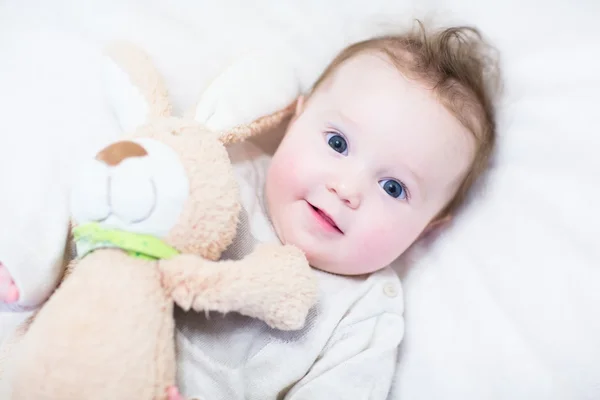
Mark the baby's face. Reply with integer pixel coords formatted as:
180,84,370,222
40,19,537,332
265,53,475,275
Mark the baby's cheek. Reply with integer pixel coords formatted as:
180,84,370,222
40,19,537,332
349,222,415,273
269,149,308,195
268,156,291,190
356,230,399,269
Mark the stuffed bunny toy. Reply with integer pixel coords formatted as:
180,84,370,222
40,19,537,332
2,41,317,400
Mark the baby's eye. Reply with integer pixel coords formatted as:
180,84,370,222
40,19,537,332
379,179,407,200
325,132,348,155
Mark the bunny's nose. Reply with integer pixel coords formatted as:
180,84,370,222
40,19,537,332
95,140,148,166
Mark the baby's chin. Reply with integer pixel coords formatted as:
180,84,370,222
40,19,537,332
304,252,385,277
272,214,390,275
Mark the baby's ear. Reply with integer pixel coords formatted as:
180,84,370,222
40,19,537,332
420,214,453,240
101,41,172,134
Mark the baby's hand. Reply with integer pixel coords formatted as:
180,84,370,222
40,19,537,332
0,262,19,303
166,386,185,400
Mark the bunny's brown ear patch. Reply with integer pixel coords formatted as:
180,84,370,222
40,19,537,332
95,141,148,166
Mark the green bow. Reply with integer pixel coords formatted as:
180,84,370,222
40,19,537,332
72,222,179,260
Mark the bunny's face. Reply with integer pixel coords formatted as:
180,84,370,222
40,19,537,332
67,41,293,261
71,117,240,260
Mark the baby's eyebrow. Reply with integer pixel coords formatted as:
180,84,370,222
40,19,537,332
332,110,360,131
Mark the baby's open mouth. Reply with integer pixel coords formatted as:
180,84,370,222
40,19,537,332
309,203,343,234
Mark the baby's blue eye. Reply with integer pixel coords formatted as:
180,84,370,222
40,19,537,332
379,179,407,200
326,132,348,155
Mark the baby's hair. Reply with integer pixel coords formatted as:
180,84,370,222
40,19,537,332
308,20,501,220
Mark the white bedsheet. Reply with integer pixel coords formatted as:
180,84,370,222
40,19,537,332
0,0,598,399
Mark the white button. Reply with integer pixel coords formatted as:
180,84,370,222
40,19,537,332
383,283,398,298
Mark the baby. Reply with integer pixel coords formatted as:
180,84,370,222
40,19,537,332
172,22,500,400
0,20,498,400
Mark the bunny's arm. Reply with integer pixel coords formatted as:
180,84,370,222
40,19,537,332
159,243,318,330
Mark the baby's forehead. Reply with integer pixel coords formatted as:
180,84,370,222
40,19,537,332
320,55,440,115
316,56,445,129
323,52,400,90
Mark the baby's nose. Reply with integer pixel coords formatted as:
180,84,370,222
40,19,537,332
95,140,148,166
328,181,362,209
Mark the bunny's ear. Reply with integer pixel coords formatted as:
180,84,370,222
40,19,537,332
191,49,300,145
102,41,172,133
215,101,297,146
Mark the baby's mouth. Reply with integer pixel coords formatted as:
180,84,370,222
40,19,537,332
309,203,343,234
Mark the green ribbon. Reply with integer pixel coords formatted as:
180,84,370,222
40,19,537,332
72,222,179,260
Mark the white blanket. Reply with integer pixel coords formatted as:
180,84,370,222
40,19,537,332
0,0,598,399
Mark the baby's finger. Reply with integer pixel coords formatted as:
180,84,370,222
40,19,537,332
166,385,184,400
